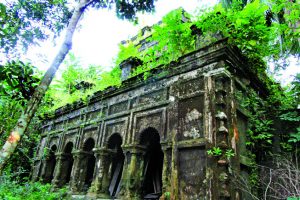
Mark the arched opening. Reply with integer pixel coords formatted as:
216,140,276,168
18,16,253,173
107,133,125,197
83,138,96,191
43,145,57,183
140,127,164,199
63,142,74,184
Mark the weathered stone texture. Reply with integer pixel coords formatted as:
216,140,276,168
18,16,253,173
32,38,267,200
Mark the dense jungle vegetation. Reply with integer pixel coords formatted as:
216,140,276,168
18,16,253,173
0,0,299,199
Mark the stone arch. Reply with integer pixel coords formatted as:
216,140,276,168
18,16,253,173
139,127,164,199
64,141,73,153
43,144,57,183
107,133,125,197
83,137,95,151
61,142,74,185
82,137,96,192
107,133,123,149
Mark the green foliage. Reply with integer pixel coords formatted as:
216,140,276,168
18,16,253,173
0,1,297,196
164,191,171,200
115,1,298,81
244,152,259,187
278,84,300,151
288,127,300,143
0,61,42,178
115,42,140,66
270,0,300,57
225,149,235,159
0,0,155,184
196,1,277,71
198,2,272,51
0,175,68,200
207,147,236,159
266,74,300,152
290,73,300,104
44,53,122,111
41,4,298,158
239,89,274,152
147,9,195,66
115,0,155,21
0,0,156,56
0,1,71,55
236,74,300,187
218,0,300,59
116,8,195,79
207,147,223,157
287,197,300,200
0,60,41,101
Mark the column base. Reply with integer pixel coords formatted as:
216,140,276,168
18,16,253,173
85,192,98,199
51,179,62,189
119,191,141,200
96,193,111,199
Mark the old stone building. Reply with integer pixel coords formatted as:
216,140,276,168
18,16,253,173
32,30,268,199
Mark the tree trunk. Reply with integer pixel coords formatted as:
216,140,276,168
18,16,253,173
0,0,93,174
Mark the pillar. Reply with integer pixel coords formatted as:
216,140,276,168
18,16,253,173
70,151,85,193
51,153,64,188
120,145,146,200
95,148,113,198
87,148,101,194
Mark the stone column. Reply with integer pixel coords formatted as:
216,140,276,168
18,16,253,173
70,150,85,193
32,159,42,182
121,145,146,200
87,148,101,194
51,153,64,188
39,159,47,182
93,148,113,198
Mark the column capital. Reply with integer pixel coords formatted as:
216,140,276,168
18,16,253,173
93,147,116,156
71,150,94,156
54,152,68,160
122,144,146,154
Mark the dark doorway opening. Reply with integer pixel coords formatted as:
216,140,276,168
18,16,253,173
140,128,164,199
107,133,125,197
43,145,57,183
83,138,96,191
63,142,74,184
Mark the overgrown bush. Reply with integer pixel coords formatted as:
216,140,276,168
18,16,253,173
0,174,69,200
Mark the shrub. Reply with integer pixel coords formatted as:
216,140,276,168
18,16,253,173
0,175,69,200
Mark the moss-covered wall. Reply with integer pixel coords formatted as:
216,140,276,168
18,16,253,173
32,39,268,200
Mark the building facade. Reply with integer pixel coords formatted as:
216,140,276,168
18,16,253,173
32,38,265,199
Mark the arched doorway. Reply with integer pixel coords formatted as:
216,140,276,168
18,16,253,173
83,138,96,191
140,128,164,199
107,133,125,197
43,144,57,183
62,142,74,184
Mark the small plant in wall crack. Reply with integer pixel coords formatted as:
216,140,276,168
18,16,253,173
225,149,235,159
163,191,171,200
207,147,223,156
207,147,235,159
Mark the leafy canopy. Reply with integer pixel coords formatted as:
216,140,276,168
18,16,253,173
46,0,299,112
0,61,41,101
0,0,72,55
0,0,156,57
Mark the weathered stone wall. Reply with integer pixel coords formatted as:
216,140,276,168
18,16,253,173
32,39,267,200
